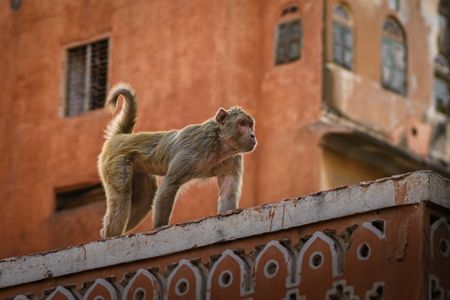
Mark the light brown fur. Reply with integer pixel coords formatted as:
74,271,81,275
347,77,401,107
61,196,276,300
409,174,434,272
98,83,257,238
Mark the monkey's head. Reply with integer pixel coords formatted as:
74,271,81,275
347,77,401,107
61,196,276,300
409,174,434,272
215,106,257,153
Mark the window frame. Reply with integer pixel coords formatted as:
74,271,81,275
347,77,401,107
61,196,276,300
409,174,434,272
434,55,450,117
62,38,110,117
380,17,407,96
274,18,303,66
332,3,354,71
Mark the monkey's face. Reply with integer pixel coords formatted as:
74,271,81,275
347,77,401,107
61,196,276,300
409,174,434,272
216,107,257,153
235,118,257,153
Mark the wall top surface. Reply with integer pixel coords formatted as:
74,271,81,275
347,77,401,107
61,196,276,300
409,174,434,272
1,170,448,288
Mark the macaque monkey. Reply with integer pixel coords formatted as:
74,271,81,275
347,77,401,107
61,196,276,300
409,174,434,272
98,83,257,238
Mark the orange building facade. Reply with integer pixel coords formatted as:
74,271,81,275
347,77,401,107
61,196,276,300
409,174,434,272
1,0,450,261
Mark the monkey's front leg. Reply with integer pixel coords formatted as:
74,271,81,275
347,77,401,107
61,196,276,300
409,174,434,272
152,176,182,228
217,172,243,213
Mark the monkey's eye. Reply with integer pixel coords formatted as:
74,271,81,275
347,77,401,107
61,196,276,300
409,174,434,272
240,120,246,126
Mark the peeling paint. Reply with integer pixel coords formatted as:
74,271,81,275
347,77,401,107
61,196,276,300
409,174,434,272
394,180,408,205
394,219,410,262
410,73,418,93
397,0,411,24
420,0,440,62
361,0,382,14
387,95,398,130
325,63,358,113
1,171,450,290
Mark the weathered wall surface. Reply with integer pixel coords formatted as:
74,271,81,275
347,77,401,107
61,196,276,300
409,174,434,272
324,0,434,134
319,0,450,190
2,0,449,262
2,171,449,299
257,1,323,202
322,0,450,166
0,0,324,259
320,148,389,190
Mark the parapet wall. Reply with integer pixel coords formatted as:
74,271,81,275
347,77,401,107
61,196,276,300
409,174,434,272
2,171,450,299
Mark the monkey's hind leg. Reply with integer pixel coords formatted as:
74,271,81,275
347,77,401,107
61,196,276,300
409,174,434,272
100,159,134,238
101,182,132,238
125,172,158,232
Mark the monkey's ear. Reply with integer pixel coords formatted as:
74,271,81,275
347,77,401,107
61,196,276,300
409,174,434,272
215,108,228,125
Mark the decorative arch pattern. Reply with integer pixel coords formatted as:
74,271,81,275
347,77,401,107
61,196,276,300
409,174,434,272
10,214,448,299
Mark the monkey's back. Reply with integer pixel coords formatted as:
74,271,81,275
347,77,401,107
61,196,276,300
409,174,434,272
99,119,221,178
98,131,168,177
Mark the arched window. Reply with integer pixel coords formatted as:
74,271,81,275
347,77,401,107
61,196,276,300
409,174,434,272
332,4,353,70
274,5,302,65
381,17,407,95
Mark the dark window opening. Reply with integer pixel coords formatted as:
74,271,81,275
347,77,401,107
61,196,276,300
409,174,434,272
434,55,450,116
371,219,385,235
381,18,407,95
281,5,298,16
434,77,450,115
435,54,450,76
11,0,21,11
439,1,450,59
55,183,105,211
274,19,302,65
64,38,109,117
332,5,353,70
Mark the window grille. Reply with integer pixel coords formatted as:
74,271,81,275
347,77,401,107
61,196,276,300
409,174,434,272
64,39,109,117
274,19,302,65
435,77,449,115
382,18,403,37
435,55,450,77
380,18,406,95
334,5,350,20
434,55,450,116
332,5,353,70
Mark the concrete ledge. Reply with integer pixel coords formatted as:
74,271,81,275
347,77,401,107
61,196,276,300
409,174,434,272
1,170,449,288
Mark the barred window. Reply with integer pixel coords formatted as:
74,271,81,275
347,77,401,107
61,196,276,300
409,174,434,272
332,4,353,70
274,18,302,65
434,55,450,116
381,17,407,95
64,39,109,117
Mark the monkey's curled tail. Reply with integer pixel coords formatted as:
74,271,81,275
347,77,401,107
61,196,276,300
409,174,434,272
104,83,138,139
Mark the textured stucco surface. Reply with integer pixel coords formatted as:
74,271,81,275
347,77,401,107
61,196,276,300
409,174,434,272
1,170,447,289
